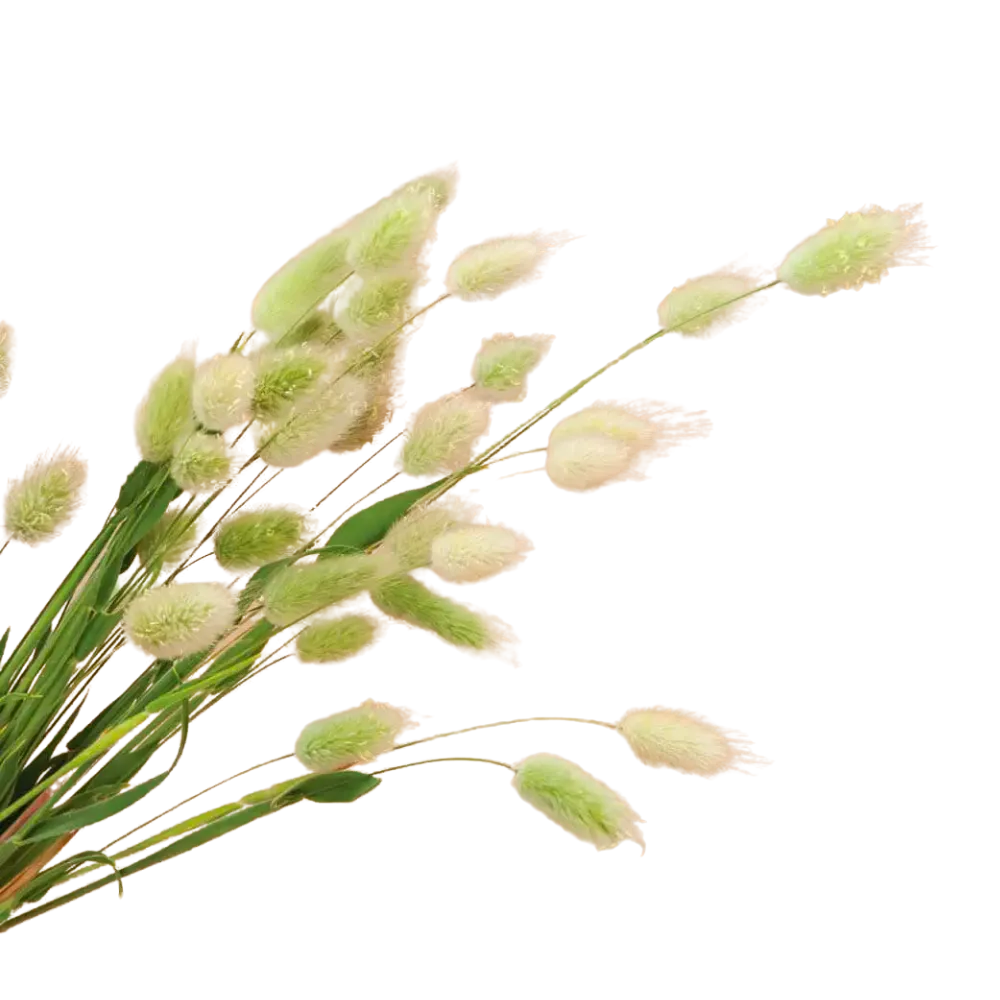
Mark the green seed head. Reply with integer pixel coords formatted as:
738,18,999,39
400,392,491,476
296,614,378,663
170,432,231,493
512,753,645,852
295,699,414,773
273,308,345,350
430,524,531,583
334,271,418,340
251,227,354,339
214,506,306,571
124,582,237,659
445,233,567,301
263,554,377,627
370,573,498,650
135,354,196,463
4,449,87,545
398,166,458,211
251,345,332,422
471,333,553,402
657,271,759,336
346,189,440,275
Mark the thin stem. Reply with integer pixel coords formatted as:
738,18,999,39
0,539,10,561
392,716,616,752
309,431,405,513
371,756,515,776
100,753,295,853
414,280,782,511
479,447,547,468
231,421,253,448
307,471,401,549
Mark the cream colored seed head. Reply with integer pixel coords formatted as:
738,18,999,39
617,707,762,776
193,353,255,431
430,524,531,583
123,582,237,659
445,233,568,301
170,432,231,493
135,353,196,463
4,449,87,545
657,271,759,336
0,321,13,398
471,333,553,402
294,700,414,772
400,392,491,476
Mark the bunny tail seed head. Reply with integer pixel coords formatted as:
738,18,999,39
657,271,760,336
471,333,553,402
251,345,332,422
214,506,306,571
445,233,568,301
546,402,712,491
257,374,373,468
617,707,763,776
513,754,645,852
398,160,463,219
124,582,237,659
136,508,199,569
378,499,478,573
295,614,378,663
328,369,396,453
193,353,255,431
334,270,419,340
169,432,232,493
295,699,414,773
430,524,531,583
370,574,501,651
346,187,441,275
135,354,197,463
778,204,929,296
4,450,87,546
0,321,13,398
251,226,354,339
401,392,491,476
263,554,376,627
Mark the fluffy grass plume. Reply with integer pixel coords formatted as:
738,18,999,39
214,507,306,571
0,321,13,398
512,753,645,852
546,402,711,491
430,524,531,583
4,449,87,546
778,204,928,296
347,188,440,275
135,354,196,463
169,432,231,493
124,582,237,659
400,392,491,476
136,508,199,568
369,573,498,650
263,554,377,627
657,271,760,337
193,353,254,431
251,227,354,339
295,614,378,663
334,271,418,340
251,345,332,421
445,233,568,301
471,333,553,402
379,500,476,573
295,699,414,773
617,707,761,776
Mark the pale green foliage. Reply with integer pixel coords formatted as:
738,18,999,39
334,271,417,340
136,508,199,568
445,234,565,301
512,753,645,852
135,354,196,463
430,524,531,583
193,353,254,431
213,506,305,571
169,432,231,493
251,228,354,339
251,345,332,421
400,392,491,476
369,573,497,650
657,271,759,336
296,614,378,663
263,554,377,626
4,449,87,545
123,582,237,659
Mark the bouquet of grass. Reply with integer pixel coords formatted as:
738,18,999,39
0,169,927,932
